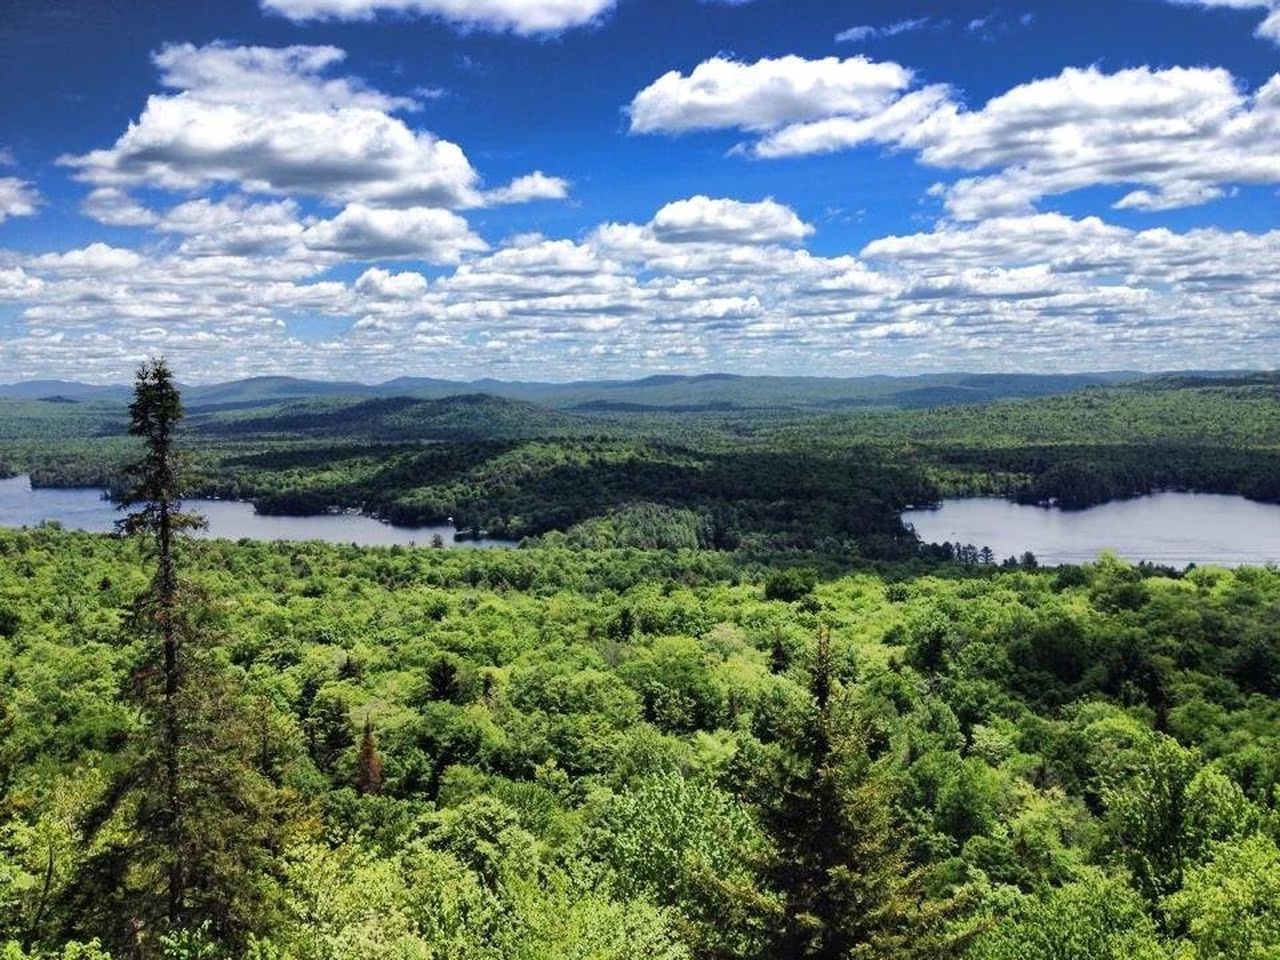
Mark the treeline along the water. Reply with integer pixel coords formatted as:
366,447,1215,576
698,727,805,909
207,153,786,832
1,375,1279,552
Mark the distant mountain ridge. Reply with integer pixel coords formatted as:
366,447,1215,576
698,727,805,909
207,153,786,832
0,370,1166,414
0,380,133,402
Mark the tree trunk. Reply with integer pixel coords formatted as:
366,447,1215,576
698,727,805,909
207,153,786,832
159,473,183,924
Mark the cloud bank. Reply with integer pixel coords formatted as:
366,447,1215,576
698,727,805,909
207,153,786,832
5,194,1278,382
3,19,1276,384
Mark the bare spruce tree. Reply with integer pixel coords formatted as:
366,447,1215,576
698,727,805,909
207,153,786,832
355,715,383,796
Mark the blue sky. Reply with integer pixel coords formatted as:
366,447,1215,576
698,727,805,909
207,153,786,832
0,0,1277,383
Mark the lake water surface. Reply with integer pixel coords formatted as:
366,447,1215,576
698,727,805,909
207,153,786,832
0,475,512,548
9,475,1278,563
903,493,1280,567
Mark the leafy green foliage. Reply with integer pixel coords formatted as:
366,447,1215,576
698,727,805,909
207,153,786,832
970,874,1167,960
1105,737,1258,906
1165,834,1280,959
0,531,1278,955
594,771,775,956
763,567,818,602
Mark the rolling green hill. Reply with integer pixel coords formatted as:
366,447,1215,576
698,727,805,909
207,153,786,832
194,393,591,442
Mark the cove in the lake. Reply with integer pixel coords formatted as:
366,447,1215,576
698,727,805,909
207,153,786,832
0,475,512,548
903,493,1280,568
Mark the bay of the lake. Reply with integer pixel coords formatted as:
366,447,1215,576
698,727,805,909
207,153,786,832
903,493,1280,567
0,475,512,548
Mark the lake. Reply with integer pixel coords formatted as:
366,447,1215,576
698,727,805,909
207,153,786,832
0,475,513,548
903,493,1280,567
9,474,1277,563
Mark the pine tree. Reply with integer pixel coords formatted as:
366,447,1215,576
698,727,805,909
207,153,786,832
64,359,285,957
755,629,960,959
116,358,205,927
769,627,793,674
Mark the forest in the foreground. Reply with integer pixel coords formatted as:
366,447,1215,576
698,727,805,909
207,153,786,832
0,366,1279,959
2,529,1280,959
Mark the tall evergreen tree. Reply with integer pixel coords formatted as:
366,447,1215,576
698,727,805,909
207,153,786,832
62,359,284,957
116,358,205,926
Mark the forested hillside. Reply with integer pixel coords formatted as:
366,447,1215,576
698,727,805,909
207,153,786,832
1,374,1278,550
0,371,1140,411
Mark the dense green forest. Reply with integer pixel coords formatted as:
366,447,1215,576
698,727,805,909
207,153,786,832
2,528,1279,958
0,366,1278,958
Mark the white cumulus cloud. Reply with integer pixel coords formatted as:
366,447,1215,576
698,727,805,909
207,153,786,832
482,172,571,206
650,196,813,244
151,43,412,112
163,198,310,258
628,55,918,135
61,42,565,214
0,178,40,224
5,193,1280,381
913,66,1280,219
752,86,951,158
0,268,44,299
302,204,488,262
82,188,159,227
32,243,146,274
354,267,431,299
260,0,616,35
631,56,1280,220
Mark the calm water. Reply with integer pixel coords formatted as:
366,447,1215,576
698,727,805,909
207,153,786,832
903,493,1280,567
10,475,1276,563
0,476,512,548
